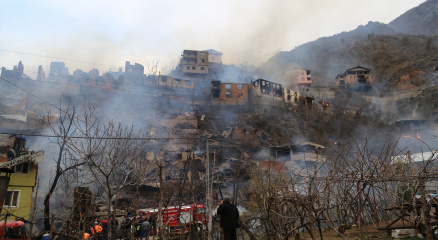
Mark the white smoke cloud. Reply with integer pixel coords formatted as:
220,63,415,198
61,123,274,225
0,0,425,75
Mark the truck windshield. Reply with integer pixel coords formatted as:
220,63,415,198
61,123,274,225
2,226,26,239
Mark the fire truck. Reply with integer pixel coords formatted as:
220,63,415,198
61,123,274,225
138,204,207,233
0,221,30,240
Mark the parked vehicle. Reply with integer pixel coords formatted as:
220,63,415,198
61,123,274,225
0,221,30,240
138,204,207,234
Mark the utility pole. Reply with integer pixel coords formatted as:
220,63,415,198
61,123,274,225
206,138,212,240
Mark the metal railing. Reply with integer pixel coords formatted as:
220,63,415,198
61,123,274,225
0,150,44,169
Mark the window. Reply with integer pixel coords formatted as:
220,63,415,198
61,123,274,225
350,76,353,79
14,163,29,174
224,84,231,89
187,66,190,70
201,67,205,71
254,81,259,87
175,79,180,84
201,59,205,63
237,84,243,89
262,81,265,86
185,80,191,86
192,66,196,70
4,190,20,208
245,131,250,135
301,77,305,82
201,52,205,55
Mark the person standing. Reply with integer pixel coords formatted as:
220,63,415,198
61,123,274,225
217,196,239,240
140,219,151,240
6,146,16,161
91,222,103,240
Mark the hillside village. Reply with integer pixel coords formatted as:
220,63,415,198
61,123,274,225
0,0,438,239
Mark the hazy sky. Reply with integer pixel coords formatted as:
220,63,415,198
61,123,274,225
0,0,425,77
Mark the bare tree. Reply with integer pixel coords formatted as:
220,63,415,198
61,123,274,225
63,106,149,239
43,103,86,232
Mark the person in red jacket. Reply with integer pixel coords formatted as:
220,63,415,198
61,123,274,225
217,196,239,240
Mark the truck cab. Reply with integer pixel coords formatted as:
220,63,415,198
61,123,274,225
0,221,30,240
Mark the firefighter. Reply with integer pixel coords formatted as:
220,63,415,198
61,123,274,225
6,146,16,161
91,222,103,240
83,232,90,240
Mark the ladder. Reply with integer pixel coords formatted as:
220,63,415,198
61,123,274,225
0,151,44,169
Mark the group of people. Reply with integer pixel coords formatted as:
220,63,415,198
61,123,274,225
80,197,239,240
121,215,155,240
6,134,27,161
83,220,107,240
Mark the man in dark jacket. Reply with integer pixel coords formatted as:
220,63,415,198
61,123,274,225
6,146,16,161
217,196,239,240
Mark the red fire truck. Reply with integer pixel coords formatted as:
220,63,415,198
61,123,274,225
0,221,30,240
138,204,207,233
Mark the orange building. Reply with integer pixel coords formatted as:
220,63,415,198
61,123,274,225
210,81,248,105
336,66,372,89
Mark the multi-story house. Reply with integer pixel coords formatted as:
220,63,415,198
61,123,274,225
296,69,312,88
181,50,209,74
0,150,43,220
336,66,373,89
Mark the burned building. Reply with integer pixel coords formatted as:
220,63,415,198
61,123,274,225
249,78,285,103
336,66,373,89
1,61,24,80
273,142,325,172
229,127,259,146
210,81,248,105
125,61,144,75
180,50,209,74
49,62,69,82
158,75,195,90
205,49,223,64
296,69,312,88
36,65,46,82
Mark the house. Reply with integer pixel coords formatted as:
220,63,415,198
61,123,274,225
180,50,209,74
273,142,325,162
336,66,373,89
210,81,248,105
157,75,195,90
229,128,258,145
296,69,312,88
205,49,223,64
249,79,284,102
0,151,43,220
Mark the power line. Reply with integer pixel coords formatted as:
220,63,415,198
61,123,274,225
0,49,120,68
0,73,211,96
0,76,240,143
0,76,70,115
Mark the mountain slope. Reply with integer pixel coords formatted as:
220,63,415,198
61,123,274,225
389,0,438,36
263,1,438,90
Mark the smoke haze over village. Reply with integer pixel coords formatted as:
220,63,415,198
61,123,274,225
0,0,425,76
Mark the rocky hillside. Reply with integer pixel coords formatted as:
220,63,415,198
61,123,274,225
264,0,438,90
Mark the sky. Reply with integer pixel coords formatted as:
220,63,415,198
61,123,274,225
0,0,426,78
